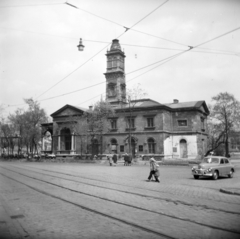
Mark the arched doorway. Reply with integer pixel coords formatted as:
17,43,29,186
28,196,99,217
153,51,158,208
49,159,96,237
43,131,52,152
91,138,99,156
111,138,117,154
60,128,71,152
180,139,188,158
130,138,136,158
148,138,155,154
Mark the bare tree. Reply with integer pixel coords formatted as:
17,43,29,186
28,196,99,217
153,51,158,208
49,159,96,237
206,92,240,157
120,84,147,157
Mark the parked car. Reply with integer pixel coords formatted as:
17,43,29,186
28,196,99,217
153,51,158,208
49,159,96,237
45,153,56,159
191,156,235,180
33,154,41,160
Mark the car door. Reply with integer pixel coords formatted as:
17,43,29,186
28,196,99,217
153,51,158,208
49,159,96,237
219,158,225,176
223,158,231,175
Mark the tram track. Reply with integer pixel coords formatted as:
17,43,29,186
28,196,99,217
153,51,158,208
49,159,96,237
0,172,172,239
0,164,240,238
5,164,240,214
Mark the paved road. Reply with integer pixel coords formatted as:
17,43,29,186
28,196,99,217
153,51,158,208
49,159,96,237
0,161,240,239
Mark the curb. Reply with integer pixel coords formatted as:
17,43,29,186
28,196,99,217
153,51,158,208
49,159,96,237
219,188,240,196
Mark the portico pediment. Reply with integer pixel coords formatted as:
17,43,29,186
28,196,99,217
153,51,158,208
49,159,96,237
57,108,78,117
50,104,87,118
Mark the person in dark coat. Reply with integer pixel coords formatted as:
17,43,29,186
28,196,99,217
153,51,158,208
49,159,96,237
124,153,128,166
112,154,117,164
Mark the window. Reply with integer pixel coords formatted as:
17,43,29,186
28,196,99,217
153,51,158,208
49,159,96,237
110,119,117,129
148,138,155,154
224,158,229,164
112,57,117,67
120,145,124,152
220,159,224,164
111,139,117,153
201,117,205,130
139,145,143,152
178,120,187,126
127,118,135,128
147,117,154,127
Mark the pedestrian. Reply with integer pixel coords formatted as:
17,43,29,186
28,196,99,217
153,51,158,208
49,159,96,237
107,155,113,166
124,153,128,166
112,153,117,164
154,164,160,182
147,157,160,182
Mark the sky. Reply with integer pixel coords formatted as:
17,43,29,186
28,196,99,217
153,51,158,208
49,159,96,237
1,0,240,119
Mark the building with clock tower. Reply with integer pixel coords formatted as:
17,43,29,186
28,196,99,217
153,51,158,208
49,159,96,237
104,39,126,105
41,38,210,160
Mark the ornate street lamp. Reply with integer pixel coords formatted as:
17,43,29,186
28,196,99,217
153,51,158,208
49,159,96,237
77,38,85,51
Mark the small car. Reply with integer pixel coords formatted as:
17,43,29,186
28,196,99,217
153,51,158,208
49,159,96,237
191,156,235,180
45,153,56,159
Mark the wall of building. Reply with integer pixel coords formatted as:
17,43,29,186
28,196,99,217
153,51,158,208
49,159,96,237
164,135,198,159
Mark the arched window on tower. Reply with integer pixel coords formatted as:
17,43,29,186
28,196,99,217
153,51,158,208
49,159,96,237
107,57,112,68
108,83,116,97
112,57,117,67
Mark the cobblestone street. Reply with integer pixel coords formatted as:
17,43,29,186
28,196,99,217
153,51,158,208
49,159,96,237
0,161,240,239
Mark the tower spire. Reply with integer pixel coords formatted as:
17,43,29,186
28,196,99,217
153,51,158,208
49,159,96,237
104,39,126,105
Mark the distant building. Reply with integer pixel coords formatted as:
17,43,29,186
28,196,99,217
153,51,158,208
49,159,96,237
41,39,209,160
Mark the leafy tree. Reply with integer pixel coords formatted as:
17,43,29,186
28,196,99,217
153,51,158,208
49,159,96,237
84,100,114,156
8,98,48,156
206,92,240,157
0,104,6,153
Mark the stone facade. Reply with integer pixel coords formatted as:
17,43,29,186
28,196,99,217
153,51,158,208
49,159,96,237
41,39,209,160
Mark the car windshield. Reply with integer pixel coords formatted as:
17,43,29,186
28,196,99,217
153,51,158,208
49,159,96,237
203,158,219,164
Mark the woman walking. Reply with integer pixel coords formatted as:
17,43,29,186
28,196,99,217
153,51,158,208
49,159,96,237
147,158,160,182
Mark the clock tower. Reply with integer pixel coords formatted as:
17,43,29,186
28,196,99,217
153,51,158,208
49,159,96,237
104,39,126,105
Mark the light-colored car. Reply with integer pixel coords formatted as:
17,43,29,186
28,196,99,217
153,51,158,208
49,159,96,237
191,156,235,180
45,153,56,159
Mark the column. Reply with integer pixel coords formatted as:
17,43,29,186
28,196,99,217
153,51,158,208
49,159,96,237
42,137,44,151
70,134,75,154
58,135,61,153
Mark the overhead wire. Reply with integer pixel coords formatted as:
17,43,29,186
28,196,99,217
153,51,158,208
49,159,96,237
6,23,240,107
6,0,170,108
41,23,240,104
35,0,169,100
0,2,63,8
76,51,189,106
6,50,188,107
4,2,240,109
77,26,240,106
1,26,239,56
64,0,188,48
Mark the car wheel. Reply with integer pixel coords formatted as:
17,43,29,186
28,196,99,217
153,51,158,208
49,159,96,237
212,171,218,180
228,169,234,178
194,175,199,179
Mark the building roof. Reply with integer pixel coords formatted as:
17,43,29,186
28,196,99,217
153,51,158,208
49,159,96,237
165,100,204,108
115,99,209,115
164,100,209,114
130,99,161,107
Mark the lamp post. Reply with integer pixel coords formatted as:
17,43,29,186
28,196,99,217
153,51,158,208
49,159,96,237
77,38,85,51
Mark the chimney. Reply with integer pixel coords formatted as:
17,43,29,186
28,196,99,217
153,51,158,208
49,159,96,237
173,99,179,104
89,106,93,111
